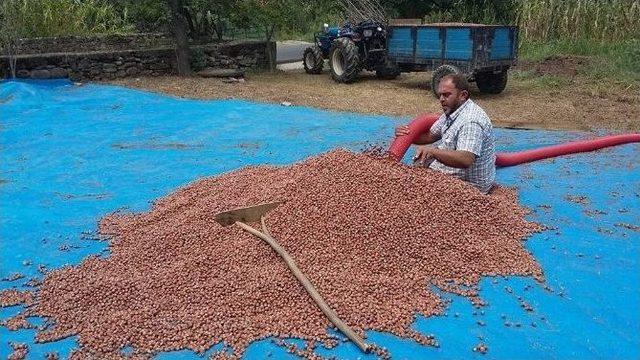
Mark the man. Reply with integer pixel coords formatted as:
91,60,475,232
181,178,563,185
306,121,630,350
395,74,496,193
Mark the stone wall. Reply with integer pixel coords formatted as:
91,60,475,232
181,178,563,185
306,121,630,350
199,41,273,70
0,34,274,80
9,33,174,55
8,49,173,81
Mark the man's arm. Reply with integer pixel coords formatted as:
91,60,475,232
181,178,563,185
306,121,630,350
413,130,441,145
424,148,476,168
415,122,485,168
394,126,442,144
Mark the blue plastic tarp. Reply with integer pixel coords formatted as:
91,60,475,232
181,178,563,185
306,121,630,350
1,80,638,359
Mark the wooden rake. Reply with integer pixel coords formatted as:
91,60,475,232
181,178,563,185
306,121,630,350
214,201,370,353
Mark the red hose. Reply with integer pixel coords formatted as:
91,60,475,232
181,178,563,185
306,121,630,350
388,113,440,161
388,114,640,167
495,133,640,167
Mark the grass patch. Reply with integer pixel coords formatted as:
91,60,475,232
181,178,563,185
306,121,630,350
520,38,640,88
511,70,572,89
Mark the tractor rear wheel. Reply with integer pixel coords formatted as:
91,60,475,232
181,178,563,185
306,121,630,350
476,70,508,94
303,46,324,74
431,64,461,97
329,37,361,83
376,60,401,80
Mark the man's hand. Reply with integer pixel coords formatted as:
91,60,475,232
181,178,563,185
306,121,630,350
412,146,435,166
395,124,441,145
395,125,410,137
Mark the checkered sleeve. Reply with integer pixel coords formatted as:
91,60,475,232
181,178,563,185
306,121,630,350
456,122,484,156
429,115,446,137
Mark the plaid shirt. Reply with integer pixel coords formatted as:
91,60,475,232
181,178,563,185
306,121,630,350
429,99,496,193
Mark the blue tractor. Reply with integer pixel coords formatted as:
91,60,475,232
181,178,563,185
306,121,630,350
303,24,338,74
303,20,400,82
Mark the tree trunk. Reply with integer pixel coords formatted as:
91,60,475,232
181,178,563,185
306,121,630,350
9,51,17,78
265,25,276,72
182,7,197,39
167,0,192,76
4,40,19,78
213,19,224,41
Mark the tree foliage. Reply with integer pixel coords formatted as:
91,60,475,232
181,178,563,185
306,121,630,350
223,0,314,70
3,0,637,45
108,0,170,32
0,1,21,77
181,0,236,40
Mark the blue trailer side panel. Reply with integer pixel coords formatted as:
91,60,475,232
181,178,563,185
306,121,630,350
387,24,518,72
415,28,441,59
444,28,472,60
388,27,413,62
491,28,513,60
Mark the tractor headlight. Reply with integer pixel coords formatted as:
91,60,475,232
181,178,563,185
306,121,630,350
377,27,382,31
363,29,373,37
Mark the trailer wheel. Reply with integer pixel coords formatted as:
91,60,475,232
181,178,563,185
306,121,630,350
303,46,324,74
476,70,508,94
329,37,361,83
376,60,401,80
431,64,461,97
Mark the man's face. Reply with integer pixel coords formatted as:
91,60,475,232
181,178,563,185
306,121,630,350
437,79,468,115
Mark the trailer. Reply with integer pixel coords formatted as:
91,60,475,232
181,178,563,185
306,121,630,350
315,20,519,95
388,23,519,95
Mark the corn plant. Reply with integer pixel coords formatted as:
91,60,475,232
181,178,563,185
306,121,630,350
517,0,640,43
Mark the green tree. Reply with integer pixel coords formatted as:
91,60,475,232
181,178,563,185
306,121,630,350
182,0,237,41
381,0,517,24
381,0,436,19
232,0,307,70
0,0,22,78
107,0,171,32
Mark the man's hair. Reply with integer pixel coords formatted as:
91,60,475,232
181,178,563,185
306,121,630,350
441,73,470,93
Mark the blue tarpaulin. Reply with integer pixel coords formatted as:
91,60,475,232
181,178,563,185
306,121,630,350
1,80,638,359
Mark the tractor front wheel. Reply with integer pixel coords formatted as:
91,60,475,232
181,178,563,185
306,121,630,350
303,46,324,74
329,37,361,83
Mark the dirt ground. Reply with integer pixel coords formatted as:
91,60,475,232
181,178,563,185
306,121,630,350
110,57,640,132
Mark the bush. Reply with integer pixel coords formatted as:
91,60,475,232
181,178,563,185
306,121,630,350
190,47,207,71
110,0,170,33
0,0,133,39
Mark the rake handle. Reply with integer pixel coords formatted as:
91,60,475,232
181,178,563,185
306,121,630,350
234,220,370,353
